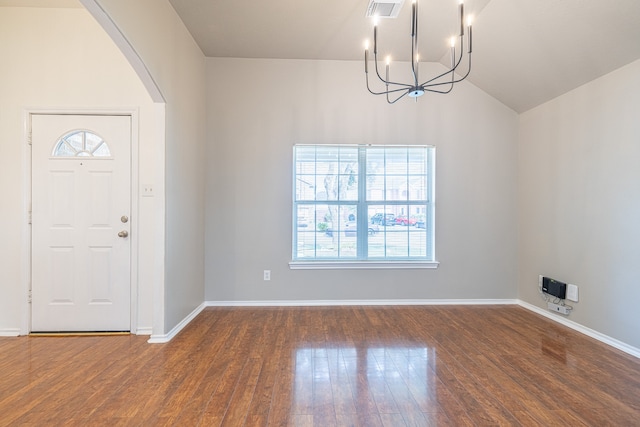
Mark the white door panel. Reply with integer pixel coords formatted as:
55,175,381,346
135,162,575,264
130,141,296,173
31,114,131,332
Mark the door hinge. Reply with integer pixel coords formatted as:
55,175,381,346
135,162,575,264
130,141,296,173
27,289,32,304
28,210,32,225
27,131,32,146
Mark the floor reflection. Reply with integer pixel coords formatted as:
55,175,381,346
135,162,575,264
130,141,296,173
293,345,438,419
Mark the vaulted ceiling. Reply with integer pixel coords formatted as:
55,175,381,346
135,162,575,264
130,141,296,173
167,0,640,113
3,0,640,112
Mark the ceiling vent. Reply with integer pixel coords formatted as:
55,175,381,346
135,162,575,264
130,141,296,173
365,0,405,18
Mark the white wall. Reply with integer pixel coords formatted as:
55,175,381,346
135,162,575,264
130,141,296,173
91,0,207,334
205,58,519,302
518,59,640,348
0,6,157,334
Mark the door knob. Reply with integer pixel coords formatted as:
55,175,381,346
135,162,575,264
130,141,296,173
118,230,129,238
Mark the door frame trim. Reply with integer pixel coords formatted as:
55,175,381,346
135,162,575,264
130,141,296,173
23,108,140,334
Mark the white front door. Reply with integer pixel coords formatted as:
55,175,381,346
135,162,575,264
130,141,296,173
31,114,131,332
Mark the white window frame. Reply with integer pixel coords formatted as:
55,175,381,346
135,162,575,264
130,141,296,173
290,144,438,270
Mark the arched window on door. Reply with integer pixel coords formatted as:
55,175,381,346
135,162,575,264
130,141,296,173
52,130,111,157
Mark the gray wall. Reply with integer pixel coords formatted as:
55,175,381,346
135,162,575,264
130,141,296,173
94,0,207,334
518,59,640,349
205,58,519,302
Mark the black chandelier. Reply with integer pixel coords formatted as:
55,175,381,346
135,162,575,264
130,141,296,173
364,0,473,104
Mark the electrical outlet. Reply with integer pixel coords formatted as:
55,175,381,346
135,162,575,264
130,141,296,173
548,302,570,315
263,270,271,281
567,284,579,302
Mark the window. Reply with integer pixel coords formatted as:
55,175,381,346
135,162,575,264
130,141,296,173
292,145,436,268
52,130,111,157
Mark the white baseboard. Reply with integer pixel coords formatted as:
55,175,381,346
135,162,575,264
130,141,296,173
205,298,518,307
518,300,640,359
134,327,153,336
147,302,206,344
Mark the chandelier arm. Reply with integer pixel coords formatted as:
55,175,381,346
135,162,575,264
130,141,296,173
420,36,465,87
366,72,414,96
371,22,393,87
373,52,413,88
387,90,411,104
423,66,456,94
423,64,457,94
423,53,472,89
424,85,454,95
365,74,387,96
386,87,415,94
368,85,414,96
423,68,470,89
366,73,392,96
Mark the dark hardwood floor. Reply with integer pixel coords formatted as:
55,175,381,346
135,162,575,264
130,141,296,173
1,305,639,426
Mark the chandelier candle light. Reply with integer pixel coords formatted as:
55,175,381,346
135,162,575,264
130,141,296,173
364,0,473,103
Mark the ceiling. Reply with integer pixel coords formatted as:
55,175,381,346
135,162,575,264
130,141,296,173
3,0,640,112
0,0,81,7
167,0,640,113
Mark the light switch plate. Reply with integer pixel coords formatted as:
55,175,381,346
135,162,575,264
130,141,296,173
567,284,579,302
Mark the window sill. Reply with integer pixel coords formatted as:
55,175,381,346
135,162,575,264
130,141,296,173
289,260,439,270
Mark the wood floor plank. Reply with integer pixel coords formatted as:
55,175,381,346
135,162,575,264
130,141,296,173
266,311,295,426
379,412,407,427
327,348,357,416
172,317,247,425
288,414,313,427
245,414,268,427
311,350,337,423
1,305,639,426
221,357,263,426
248,314,288,417
343,353,379,415
200,325,254,424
